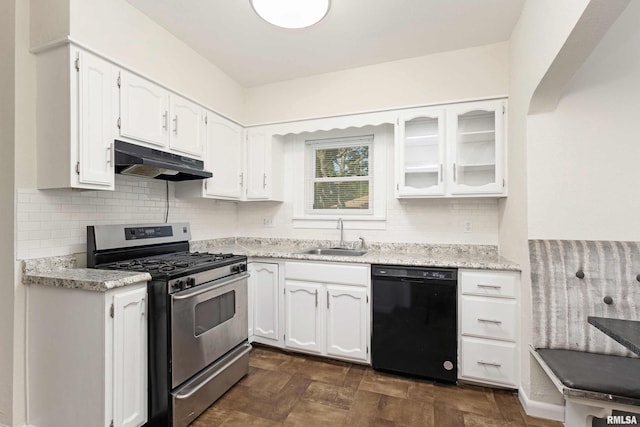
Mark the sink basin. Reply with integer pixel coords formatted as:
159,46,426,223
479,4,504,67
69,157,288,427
299,247,367,257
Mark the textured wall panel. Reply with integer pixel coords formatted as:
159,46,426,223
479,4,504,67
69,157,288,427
529,240,640,357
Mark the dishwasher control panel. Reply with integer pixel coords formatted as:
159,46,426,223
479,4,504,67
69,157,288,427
371,265,457,280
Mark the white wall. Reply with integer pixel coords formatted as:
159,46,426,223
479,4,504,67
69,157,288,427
501,0,634,411
245,42,509,125
527,0,640,240
66,0,246,123
0,0,16,424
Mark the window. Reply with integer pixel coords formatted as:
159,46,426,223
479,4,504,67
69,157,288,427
306,136,373,215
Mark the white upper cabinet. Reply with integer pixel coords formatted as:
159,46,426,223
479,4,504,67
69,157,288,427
395,99,507,198
395,107,445,197
118,71,205,158
36,45,115,190
77,49,117,188
245,128,284,201
119,71,169,148
448,100,505,195
169,94,205,157
205,114,244,199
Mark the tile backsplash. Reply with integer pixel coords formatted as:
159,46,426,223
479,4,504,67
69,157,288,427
16,175,237,259
17,176,500,260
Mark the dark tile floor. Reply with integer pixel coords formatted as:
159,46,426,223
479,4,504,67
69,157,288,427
191,345,563,427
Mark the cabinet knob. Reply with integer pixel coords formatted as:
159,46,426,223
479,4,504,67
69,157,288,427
576,270,585,279
603,296,613,305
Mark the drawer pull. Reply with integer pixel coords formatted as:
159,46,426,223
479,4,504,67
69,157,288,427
477,318,502,325
477,284,502,289
477,360,502,367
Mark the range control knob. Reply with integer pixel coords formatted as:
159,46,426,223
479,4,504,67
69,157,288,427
232,264,246,273
172,280,185,291
186,277,196,288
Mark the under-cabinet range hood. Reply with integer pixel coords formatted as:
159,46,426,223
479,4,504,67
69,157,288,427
114,140,212,181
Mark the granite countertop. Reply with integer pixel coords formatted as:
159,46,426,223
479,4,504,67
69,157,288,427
192,237,520,271
22,255,151,292
21,238,519,293
588,316,640,356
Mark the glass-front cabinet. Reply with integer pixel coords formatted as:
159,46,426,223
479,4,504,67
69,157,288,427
395,99,506,198
448,100,505,195
395,107,445,197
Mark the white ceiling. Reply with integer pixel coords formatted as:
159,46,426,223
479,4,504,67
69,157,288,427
126,0,525,88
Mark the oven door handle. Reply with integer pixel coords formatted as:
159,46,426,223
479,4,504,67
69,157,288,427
172,272,250,301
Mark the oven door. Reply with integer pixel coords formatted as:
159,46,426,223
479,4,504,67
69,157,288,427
170,272,249,388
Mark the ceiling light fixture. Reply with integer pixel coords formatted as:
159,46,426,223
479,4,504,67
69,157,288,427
250,0,331,29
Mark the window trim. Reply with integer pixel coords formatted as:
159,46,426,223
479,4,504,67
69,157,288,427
291,125,389,229
305,136,374,216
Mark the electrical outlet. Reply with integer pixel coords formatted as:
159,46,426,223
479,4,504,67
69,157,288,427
463,220,472,233
262,217,274,227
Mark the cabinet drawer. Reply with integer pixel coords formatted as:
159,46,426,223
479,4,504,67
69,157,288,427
460,337,517,387
460,270,518,298
460,296,517,341
284,262,369,286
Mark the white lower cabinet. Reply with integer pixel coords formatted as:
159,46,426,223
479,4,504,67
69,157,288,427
458,269,520,388
284,280,323,353
248,262,282,346
325,285,368,361
283,261,370,363
28,283,147,427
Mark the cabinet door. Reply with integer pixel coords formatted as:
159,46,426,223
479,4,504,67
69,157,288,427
448,100,505,195
205,114,244,199
250,263,279,342
76,50,115,188
396,107,445,197
284,280,322,354
112,286,147,427
325,285,368,362
119,71,168,147
169,95,205,157
246,129,269,200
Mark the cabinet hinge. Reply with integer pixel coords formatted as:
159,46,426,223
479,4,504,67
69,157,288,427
75,162,80,175
109,303,114,318
366,346,369,354
396,183,399,191
204,115,208,125
204,180,207,190
502,105,505,114
366,295,369,303
117,74,121,88
396,117,399,126
74,58,80,72
117,117,121,129
503,178,505,188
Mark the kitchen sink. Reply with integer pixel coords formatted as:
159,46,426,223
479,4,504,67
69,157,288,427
298,247,368,257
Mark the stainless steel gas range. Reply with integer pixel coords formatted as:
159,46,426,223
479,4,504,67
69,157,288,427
87,223,251,427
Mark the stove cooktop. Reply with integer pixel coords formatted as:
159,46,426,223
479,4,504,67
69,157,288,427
95,251,246,280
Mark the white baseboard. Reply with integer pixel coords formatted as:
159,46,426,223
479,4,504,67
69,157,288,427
519,387,565,422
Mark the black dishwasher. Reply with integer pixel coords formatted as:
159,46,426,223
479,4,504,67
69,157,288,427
371,265,457,383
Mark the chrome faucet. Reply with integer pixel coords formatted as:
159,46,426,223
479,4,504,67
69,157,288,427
337,218,344,248
358,237,366,251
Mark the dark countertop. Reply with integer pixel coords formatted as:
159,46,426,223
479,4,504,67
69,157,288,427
588,316,640,356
